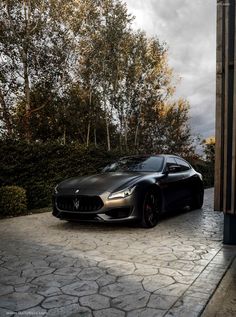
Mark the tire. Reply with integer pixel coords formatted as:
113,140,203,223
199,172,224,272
192,188,204,209
141,188,160,228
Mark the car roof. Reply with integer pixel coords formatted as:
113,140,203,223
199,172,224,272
119,154,183,159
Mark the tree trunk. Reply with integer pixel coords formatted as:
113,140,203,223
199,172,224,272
119,115,123,151
86,89,93,147
106,115,111,151
103,92,111,151
94,127,97,147
119,133,122,152
134,122,139,149
23,52,31,141
23,2,31,141
0,90,12,136
63,125,66,145
134,107,142,150
86,121,91,147
124,117,128,151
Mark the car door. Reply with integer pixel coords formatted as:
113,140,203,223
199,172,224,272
160,157,183,209
174,158,193,203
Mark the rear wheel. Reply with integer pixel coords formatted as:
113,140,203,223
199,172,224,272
141,189,160,228
192,188,204,209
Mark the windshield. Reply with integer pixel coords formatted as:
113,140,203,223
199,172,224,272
102,156,164,173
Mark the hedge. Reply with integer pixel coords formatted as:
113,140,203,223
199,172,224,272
193,162,214,188
0,186,27,217
0,140,214,210
0,140,121,209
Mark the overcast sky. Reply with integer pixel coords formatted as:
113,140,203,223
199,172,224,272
125,0,216,139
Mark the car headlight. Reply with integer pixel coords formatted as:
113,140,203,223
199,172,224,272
108,186,136,199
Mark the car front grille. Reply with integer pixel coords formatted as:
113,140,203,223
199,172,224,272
56,195,103,212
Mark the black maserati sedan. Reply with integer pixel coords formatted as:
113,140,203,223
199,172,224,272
52,155,204,228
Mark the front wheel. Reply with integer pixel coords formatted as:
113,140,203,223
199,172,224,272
141,189,160,228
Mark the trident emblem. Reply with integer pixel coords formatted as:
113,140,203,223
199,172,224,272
73,198,80,210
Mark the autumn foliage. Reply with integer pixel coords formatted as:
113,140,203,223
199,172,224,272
0,0,195,155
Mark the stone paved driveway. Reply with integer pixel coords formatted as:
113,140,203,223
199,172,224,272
0,188,236,317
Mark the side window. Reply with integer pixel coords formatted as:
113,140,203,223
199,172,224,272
166,157,177,168
175,158,191,171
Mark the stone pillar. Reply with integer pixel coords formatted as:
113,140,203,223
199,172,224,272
215,0,236,244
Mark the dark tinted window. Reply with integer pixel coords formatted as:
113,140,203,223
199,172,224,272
166,157,177,168
165,157,180,173
102,156,164,172
175,158,191,171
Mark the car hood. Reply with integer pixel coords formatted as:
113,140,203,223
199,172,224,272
57,172,145,195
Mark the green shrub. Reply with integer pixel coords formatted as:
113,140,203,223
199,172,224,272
0,139,215,210
0,140,216,210
0,186,27,217
26,182,54,210
193,162,214,188
0,140,122,209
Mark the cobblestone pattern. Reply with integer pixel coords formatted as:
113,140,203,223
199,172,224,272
0,188,236,317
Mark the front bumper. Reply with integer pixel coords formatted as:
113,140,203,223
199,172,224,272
52,192,139,223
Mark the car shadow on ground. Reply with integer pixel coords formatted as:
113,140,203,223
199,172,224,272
51,207,199,232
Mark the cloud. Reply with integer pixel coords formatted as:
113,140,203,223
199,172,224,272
125,0,216,138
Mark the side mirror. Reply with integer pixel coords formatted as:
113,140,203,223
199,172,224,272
162,169,169,176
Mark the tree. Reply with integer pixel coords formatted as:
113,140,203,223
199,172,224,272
122,33,173,150
0,0,196,159
129,98,196,156
202,137,215,163
76,0,133,151
0,0,76,140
